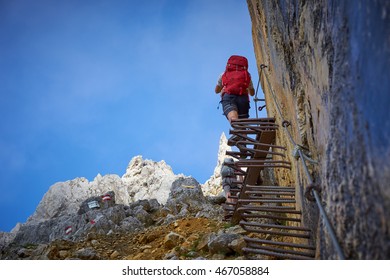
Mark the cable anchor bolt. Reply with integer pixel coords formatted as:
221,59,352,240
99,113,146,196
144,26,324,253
305,183,321,202
282,120,291,127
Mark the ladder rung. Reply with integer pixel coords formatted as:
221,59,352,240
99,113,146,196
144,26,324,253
240,205,297,209
243,247,313,260
235,164,291,169
240,221,311,232
244,237,316,250
230,128,277,134
224,202,237,205
245,185,295,188
245,186,295,192
231,122,277,127
223,205,235,211
238,198,296,203
245,191,295,196
241,226,311,239
231,180,244,185
231,117,276,123
236,159,290,164
238,206,301,214
245,244,315,258
241,213,301,222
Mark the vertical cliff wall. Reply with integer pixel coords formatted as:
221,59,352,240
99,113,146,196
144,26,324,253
247,0,390,259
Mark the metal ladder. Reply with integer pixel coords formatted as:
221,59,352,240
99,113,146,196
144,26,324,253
222,118,316,260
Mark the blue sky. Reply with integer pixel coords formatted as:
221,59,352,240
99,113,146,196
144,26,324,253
0,0,265,232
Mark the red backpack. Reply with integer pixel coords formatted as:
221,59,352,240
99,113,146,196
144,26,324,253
221,55,251,95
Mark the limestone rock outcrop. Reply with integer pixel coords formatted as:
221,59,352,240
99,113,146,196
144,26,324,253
121,156,183,204
27,156,183,224
202,133,232,196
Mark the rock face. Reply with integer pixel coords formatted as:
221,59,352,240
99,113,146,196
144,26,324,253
247,0,390,259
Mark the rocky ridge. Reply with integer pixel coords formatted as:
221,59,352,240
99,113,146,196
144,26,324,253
0,134,237,260
27,155,182,225
0,176,244,260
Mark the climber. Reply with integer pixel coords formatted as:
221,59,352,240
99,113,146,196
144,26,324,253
215,55,255,124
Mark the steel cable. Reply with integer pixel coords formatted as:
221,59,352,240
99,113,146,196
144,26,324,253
259,64,345,260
